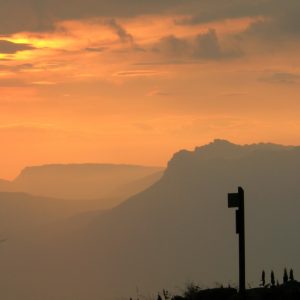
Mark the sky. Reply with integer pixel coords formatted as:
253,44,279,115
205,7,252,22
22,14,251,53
1,0,300,179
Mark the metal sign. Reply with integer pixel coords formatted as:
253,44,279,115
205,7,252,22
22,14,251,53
228,192,239,208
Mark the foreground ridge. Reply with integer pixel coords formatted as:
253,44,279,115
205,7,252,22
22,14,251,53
145,280,300,300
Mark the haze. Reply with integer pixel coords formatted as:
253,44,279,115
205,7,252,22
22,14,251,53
1,1,300,300
1,0,300,178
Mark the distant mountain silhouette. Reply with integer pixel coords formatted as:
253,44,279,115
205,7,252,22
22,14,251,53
0,140,300,300
0,164,163,208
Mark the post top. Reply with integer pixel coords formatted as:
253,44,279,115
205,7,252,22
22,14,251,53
228,187,244,208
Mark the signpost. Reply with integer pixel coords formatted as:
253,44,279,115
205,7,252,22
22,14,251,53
228,187,245,294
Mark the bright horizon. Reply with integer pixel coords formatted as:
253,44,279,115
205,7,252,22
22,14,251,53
1,1,300,179
1,138,298,181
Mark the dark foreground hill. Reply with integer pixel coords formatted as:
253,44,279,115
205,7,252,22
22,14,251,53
0,140,300,300
170,281,300,300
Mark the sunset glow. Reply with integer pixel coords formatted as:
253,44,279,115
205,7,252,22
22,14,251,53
1,2,300,179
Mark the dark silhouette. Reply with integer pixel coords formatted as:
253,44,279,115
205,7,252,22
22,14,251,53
157,293,163,300
271,271,275,287
228,187,245,294
163,289,170,299
167,281,300,300
261,270,266,287
290,269,295,281
183,283,201,299
284,268,288,284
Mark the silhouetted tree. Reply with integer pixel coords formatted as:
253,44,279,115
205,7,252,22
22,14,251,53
283,268,288,284
271,271,275,287
183,283,200,299
290,269,295,281
163,289,170,300
157,293,162,300
261,270,266,287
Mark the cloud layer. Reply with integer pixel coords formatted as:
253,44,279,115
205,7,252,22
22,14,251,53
0,0,299,37
0,0,300,179
154,29,242,61
0,40,35,54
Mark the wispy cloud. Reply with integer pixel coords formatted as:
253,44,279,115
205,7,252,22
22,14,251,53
153,29,243,61
0,63,34,72
146,89,171,97
0,40,35,54
85,47,107,52
260,72,300,84
0,122,56,131
104,19,134,45
114,70,163,77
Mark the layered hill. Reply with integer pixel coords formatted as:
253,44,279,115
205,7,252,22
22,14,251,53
1,140,300,300
0,164,163,208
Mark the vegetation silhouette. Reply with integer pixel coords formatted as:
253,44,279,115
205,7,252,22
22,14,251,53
290,269,294,281
284,268,288,284
260,270,265,287
271,271,276,287
140,273,300,300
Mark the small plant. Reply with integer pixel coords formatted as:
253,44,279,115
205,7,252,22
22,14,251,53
271,271,275,287
183,282,201,300
283,268,288,284
261,270,266,287
290,269,295,281
163,289,170,300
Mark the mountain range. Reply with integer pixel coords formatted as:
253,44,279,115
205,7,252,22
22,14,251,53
0,140,299,300
0,164,163,209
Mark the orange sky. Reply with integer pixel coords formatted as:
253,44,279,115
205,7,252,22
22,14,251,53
1,1,300,179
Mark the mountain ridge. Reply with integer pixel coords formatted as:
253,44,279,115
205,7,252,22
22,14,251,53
0,163,164,207
170,139,295,165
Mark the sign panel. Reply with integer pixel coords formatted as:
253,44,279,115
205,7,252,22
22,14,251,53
228,192,240,208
